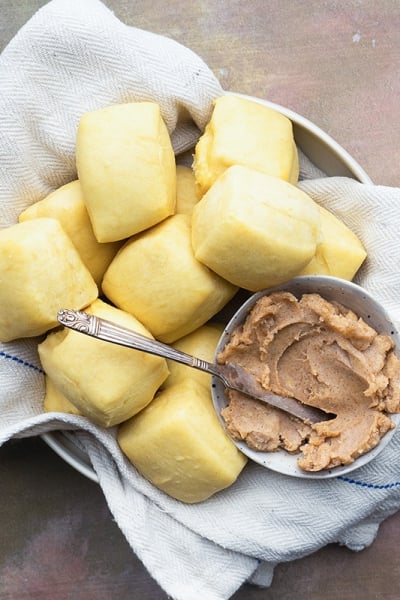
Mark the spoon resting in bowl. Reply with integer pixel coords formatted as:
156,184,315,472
57,308,329,424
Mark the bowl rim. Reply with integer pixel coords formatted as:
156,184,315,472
231,92,373,185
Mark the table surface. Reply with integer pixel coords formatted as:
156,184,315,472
1,1,400,599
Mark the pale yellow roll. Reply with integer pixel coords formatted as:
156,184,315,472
191,165,320,291
38,299,169,428
19,180,122,286
102,214,237,343
118,378,247,503
298,205,367,280
194,94,299,196
0,218,97,342
76,102,176,242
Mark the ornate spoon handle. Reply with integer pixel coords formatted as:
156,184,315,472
57,308,219,375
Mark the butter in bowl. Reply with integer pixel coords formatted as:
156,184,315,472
212,275,400,479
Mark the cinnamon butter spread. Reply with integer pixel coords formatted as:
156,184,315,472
217,291,400,472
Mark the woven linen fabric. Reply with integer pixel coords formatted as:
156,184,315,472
1,1,400,599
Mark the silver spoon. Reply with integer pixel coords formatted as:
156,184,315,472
57,308,328,424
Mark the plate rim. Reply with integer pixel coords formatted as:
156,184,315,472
42,431,98,482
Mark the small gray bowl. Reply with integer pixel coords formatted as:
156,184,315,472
212,275,400,479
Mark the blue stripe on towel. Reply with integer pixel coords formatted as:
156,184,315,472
0,350,44,374
2,351,400,491
338,476,400,490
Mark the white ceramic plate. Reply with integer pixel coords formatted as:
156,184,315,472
212,276,400,479
42,94,373,482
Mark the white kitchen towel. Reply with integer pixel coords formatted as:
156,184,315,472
1,2,400,600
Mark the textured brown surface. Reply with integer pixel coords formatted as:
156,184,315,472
1,1,400,599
